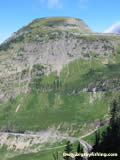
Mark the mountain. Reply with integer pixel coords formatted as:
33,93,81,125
0,16,120,159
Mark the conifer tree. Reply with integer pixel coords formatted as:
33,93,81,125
63,141,73,160
75,142,83,160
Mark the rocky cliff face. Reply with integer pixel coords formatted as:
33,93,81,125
0,17,120,135
0,17,119,102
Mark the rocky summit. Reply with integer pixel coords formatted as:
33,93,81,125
0,16,120,159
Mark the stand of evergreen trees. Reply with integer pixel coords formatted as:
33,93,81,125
89,98,120,160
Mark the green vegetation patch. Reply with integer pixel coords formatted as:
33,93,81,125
60,55,120,91
0,90,109,135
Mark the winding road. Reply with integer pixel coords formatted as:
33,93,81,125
0,131,92,155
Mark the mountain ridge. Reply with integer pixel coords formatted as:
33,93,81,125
0,16,120,159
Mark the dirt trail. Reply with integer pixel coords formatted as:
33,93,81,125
80,126,102,139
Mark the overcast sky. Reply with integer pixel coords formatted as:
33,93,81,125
0,0,120,43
